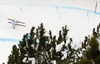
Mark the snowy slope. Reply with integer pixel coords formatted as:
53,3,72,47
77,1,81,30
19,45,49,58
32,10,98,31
0,0,100,64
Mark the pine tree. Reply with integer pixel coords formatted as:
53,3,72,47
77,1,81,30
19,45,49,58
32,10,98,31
8,45,20,64
2,62,5,64
7,23,79,64
78,58,92,64
78,23,100,64
94,55,100,64
78,35,99,64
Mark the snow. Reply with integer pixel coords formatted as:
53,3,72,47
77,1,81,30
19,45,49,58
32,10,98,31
56,42,64,52
0,0,100,64
29,58,35,64
0,41,18,64
53,60,56,64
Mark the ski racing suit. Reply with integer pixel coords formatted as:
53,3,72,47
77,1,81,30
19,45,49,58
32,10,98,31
12,20,18,29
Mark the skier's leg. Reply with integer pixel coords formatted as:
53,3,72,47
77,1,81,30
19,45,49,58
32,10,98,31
12,22,15,29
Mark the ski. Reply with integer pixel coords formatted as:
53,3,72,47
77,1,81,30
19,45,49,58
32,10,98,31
17,21,25,24
8,18,25,24
8,22,12,24
8,18,14,21
16,24,26,27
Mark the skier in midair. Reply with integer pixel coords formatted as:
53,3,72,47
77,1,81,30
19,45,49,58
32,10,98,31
12,19,18,29
8,18,26,29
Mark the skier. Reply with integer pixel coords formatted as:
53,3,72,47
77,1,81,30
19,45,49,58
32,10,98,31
12,19,18,29
8,18,26,29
